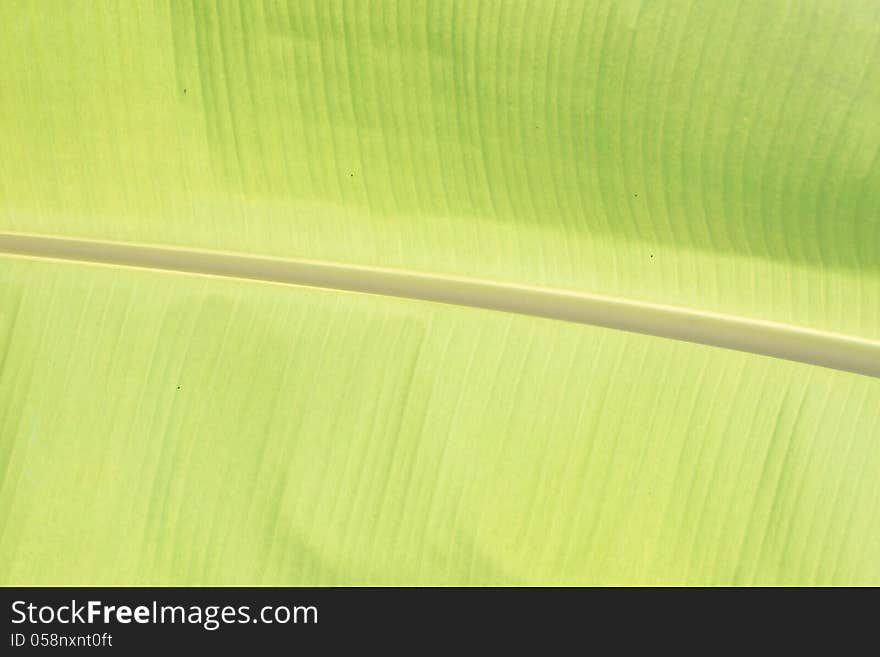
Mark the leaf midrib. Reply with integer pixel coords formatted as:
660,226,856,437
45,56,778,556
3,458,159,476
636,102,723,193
1,231,878,379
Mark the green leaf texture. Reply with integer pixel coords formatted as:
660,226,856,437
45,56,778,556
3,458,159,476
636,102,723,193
1,1,879,584
2,258,879,585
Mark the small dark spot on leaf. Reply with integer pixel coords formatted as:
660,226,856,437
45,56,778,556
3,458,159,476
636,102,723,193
649,254,654,259
183,88,187,94
176,385,181,390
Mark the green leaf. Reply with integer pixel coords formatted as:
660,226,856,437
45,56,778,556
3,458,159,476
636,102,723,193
1,1,878,584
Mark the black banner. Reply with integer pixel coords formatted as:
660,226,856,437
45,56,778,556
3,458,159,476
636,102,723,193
0,586,845,651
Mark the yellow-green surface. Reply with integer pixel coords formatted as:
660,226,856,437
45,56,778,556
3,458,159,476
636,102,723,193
2,258,879,585
1,0,878,336
1,1,879,585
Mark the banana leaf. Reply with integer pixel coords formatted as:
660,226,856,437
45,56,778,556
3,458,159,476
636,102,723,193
1,0,878,585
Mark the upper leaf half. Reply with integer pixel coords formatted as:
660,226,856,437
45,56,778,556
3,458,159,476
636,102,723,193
1,0,878,337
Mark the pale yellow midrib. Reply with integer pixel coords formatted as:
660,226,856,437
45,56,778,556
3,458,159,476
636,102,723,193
1,231,878,379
